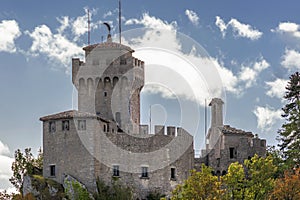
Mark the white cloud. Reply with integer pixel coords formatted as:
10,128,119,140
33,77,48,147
103,11,113,18
215,16,227,37
56,16,70,34
281,49,300,71
253,106,282,131
0,20,21,53
123,13,270,101
266,78,288,100
26,24,83,73
238,58,270,88
0,141,10,157
125,13,177,31
185,9,199,26
72,9,89,41
124,13,227,105
215,16,262,40
273,22,300,38
0,141,14,192
211,58,239,94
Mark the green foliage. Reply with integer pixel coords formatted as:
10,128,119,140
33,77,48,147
146,190,166,200
244,154,277,200
64,179,91,200
278,71,300,167
10,148,34,192
267,145,292,178
94,178,132,200
223,162,246,200
72,181,91,200
34,148,43,170
171,164,223,200
170,156,278,200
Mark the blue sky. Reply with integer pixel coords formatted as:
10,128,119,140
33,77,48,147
1,0,300,191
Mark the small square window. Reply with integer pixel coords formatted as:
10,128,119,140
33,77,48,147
78,120,86,130
171,168,176,180
113,165,119,177
141,167,148,178
49,121,56,133
104,91,107,97
50,165,56,176
62,120,69,131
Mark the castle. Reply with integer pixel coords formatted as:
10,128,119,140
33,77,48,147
40,33,266,199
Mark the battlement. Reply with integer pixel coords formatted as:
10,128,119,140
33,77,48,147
139,124,186,137
133,57,145,68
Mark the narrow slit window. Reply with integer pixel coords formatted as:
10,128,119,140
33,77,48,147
78,120,86,130
171,168,176,180
229,147,235,159
50,165,56,176
62,120,69,131
113,165,119,177
141,167,148,178
49,121,56,133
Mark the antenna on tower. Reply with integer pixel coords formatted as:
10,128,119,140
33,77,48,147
88,9,91,45
119,0,122,44
205,98,207,136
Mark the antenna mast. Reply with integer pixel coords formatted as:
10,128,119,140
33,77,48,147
88,9,91,45
119,0,121,44
205,99,207,136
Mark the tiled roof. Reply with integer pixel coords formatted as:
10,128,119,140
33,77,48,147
83,42,134,52
220,125,254,137
40,110,103,121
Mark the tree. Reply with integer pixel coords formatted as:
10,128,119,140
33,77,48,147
171,164,223,200
267,145,291,178
270,168,300,200
223,162,246,200
278,72,300,166
9,148,43,193
244,154,277,200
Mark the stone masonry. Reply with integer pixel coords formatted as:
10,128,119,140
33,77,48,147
40,33,266,199
40,34,194,199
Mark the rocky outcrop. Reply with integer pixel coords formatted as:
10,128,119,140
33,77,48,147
22,175,65,200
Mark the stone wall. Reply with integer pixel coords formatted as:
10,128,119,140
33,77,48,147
42,117,100,192
94,127,194,199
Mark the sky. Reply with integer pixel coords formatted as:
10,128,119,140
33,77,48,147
1,0,300,192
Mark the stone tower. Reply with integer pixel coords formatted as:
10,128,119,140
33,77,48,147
72,34,144,133
209,98,224,128
200,98,266,175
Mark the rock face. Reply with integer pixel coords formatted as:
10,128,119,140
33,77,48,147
22,175,65,200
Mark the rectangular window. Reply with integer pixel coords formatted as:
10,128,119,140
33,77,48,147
120,57,127,65
50,165,56,176
229,147,235,159
141,167,148,178
78,120,86,130
171,168,176,180
62,120,69,131
113,165,119,177
49,121,56,133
